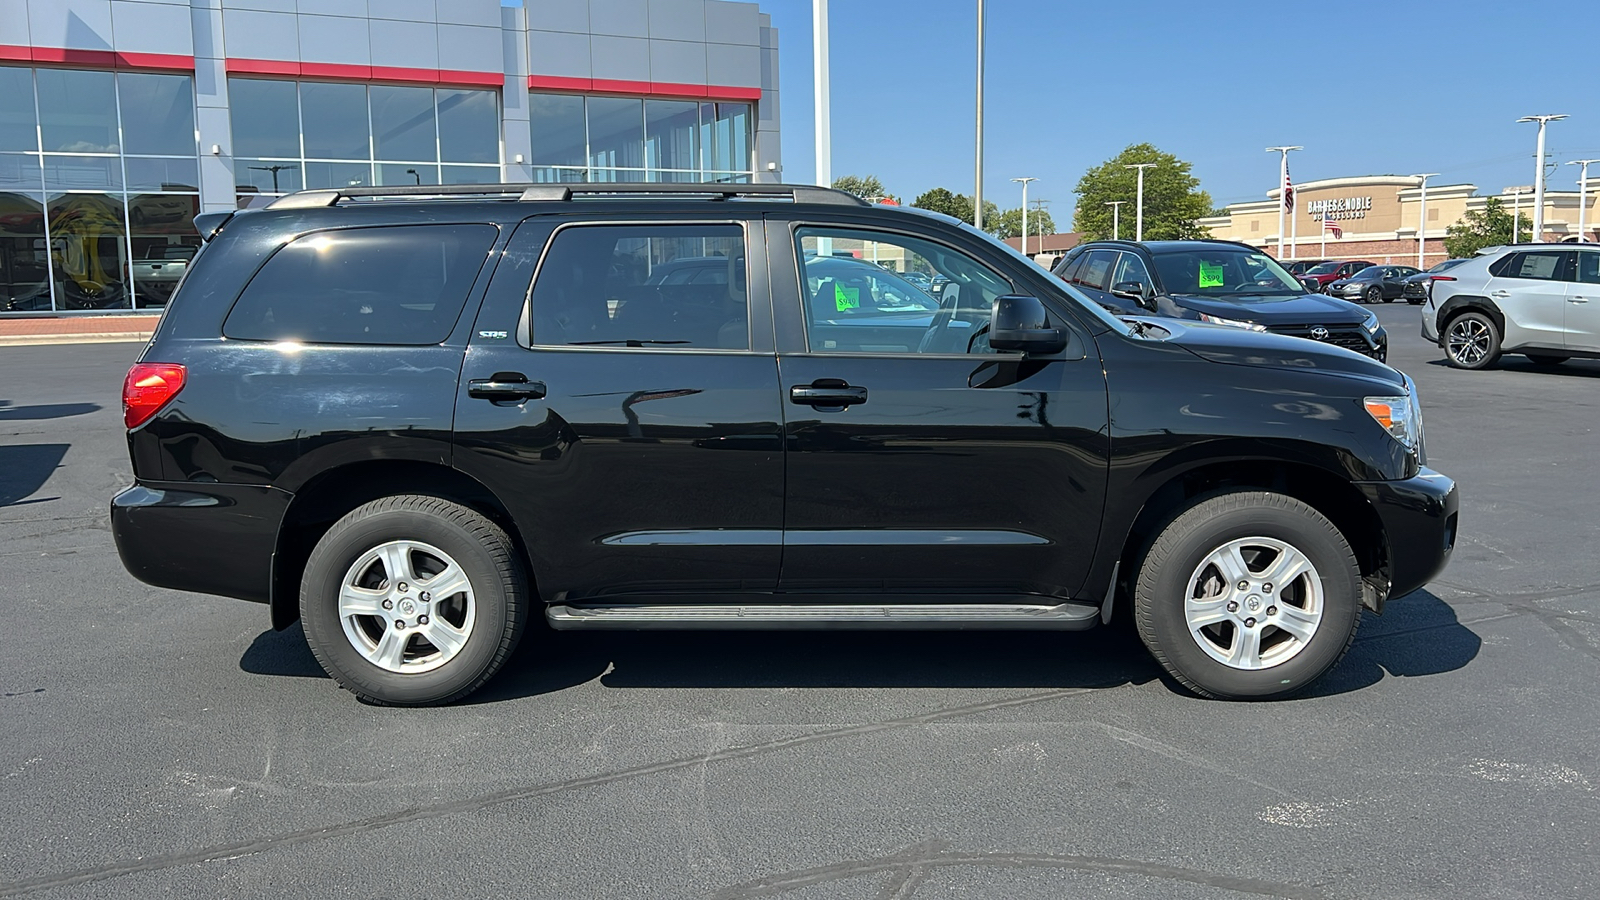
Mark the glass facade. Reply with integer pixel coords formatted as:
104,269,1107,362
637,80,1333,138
1,65,200,312
229,78,502,202
529,94,753,183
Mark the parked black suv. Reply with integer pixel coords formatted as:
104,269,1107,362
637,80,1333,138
113,183,1456,705
1051,240,1389,360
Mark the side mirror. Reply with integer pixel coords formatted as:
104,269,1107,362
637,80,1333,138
989,295,1067,354
1300,277,1320,293
1110,280,1156,311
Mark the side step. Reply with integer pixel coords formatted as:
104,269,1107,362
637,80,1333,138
546,600,1101,631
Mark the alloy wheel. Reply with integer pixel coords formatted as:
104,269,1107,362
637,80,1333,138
1446,317,1493,366
1183,537,1324,670
337,539,476,674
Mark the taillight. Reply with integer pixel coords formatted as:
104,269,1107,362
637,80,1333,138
123,363,186,429
1430,275,1456,281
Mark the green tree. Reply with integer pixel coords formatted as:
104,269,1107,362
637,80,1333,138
1444,197,1530,258
991,206,1057,241
832,174,892,201
1071,143,1213,241
911,187,999,229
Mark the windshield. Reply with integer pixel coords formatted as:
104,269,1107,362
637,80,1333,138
1150,247,1305,297
804,257,940,313
1305,261,1341,275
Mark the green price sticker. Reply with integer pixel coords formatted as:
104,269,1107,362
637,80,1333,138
1198,263,1224,288
834,283,861,311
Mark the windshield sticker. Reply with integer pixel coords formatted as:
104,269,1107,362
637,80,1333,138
1198,263,1224,288
834,283,860,311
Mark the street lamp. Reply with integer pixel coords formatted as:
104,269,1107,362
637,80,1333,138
1011,176,1037,256
1508,186,1532,245
1124,162,1157,241
813,0,830,188
405,168,421,185
973,0,985,229
1266,146,1302,258
1412,173,1439,268
1517,114,1567,241
1105,200,1124,240
247,163,297,193
1568,159,1600,243
1031,198,1049,257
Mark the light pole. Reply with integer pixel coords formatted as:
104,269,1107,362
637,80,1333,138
1568,159,1599,243
1518,114,1566,241
1125,162,1156,241
405,168,421,185
1266,146,1302,258
1509,186,1531,244
973,0,985,229
1011,176,1036,256
247,163,297,193
1412,173,1438,268
813,0,830,188
1105,200,1124,240
1031,198,1048,256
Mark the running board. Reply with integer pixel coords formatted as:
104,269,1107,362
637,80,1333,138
546,600,1102,631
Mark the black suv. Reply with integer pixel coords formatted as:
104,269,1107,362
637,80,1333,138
1052,240,1389,360
113,183,1456,706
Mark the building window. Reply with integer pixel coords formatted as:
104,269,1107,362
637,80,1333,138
529,92,753,183
0,64,200,314
227,78,503,202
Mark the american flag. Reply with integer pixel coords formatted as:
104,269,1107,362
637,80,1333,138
1284,164,1294,213
1322,215,1342,238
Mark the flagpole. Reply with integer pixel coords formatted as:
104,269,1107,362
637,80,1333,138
1289,187,1298,258
1266,146,1302,258
1321,216,1327,258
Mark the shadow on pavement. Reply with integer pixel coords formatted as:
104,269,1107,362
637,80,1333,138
0,401,103,421
1299,588,1481,698
0,443,69,507
239,589,1479,703
1424,357,1600,378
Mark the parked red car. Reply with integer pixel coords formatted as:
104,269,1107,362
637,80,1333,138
1301,259,1375,292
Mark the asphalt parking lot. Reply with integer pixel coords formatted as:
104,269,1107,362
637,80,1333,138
3,304,1597,900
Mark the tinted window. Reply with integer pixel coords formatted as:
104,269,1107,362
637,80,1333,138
1076,250,1116,290
1578,251,1600,285
1111,252,1152,289
1503,251,1569,281
224,225,496,344
531,224,747,350
1149,247,1303,295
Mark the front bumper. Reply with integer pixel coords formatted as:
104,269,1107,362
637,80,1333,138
1356,467,1458,607
112,481,291,605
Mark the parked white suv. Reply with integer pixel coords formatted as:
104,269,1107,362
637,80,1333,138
1423,244,1600,369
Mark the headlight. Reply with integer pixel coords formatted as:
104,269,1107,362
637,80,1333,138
1361,310,1380,334
1198,314,1267,332
1364,380,1424,456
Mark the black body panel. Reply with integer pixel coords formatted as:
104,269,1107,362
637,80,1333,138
111,481,290,603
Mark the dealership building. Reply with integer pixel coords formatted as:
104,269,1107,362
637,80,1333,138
1,0,781,314
1201,175,1599,266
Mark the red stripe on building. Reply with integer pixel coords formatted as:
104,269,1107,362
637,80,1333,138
0,44,195,71
528,73,761,102
228,58,502,89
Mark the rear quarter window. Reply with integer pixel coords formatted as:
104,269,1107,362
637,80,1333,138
222,224,498,345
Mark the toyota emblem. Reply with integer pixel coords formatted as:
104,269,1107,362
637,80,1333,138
1309,326,1330,341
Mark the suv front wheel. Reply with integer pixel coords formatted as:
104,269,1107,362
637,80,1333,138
1133,491,1361,700
300,495,529,705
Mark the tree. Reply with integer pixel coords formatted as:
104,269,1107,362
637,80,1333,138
1444,197,1530,258
832,174,891,201
1071,143,1213,241
992,206,1056,241
911,187,999,229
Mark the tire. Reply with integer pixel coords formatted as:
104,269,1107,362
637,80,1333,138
1365,286,1382,304
1407,297,1424,306
300,495,529,705
1526,354,1570,366
1133,491,1361,701
1442,311,1502,370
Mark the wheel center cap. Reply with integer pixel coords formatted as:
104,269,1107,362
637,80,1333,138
1246,596,1262,612
398,598,417,616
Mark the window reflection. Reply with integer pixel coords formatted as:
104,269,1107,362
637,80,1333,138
127,193,200,309
438,89,499,163
0,67,39,152
371,85,436,162
48,192,129,310
534,93,752,182
117,74,196,156
645,100,698,173
0,192,51,312
229,79,301,158
43,155,123,191
301,81,370,160
377,163,438,186
529,93,586,166
235,159,302,194
38,69,119,153
304,161,371,189
587,97,645,170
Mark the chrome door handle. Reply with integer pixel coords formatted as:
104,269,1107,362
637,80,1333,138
468,374,547,401
1570,296,1590,303
1490,290,1511,298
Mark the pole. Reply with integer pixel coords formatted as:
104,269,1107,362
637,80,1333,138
1011,176,1037,256
1569,160,1599,242
1321,217,1327,259
1125,163,1156,241
1412,173,1438,268
1105,200,1123,240
973,0,985,229
1032,199,1047,257
1511,188,1522,245
1519,114,1567,241
812,0,830,188
1265,146,1302,259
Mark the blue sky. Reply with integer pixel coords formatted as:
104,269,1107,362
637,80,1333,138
758,0,1600,224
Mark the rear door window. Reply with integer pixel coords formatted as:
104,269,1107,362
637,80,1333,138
1577,250,1600,284
1502,250,1572,281
1075,250,1117,290
529,223,748,350
223,224,498,345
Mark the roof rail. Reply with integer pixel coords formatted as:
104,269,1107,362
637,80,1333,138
265,182,869,209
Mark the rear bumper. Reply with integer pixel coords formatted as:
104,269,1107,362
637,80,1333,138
1421,312,1440,343
1357,467,1458,606
111,481,291,604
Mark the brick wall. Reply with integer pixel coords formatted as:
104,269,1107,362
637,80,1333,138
1267,237,1449,265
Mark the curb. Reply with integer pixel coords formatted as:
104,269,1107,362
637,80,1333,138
0,333,153,347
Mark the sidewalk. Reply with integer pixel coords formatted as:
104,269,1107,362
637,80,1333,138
0,314,160,347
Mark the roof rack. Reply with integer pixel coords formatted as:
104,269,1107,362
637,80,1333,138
266,182,869,209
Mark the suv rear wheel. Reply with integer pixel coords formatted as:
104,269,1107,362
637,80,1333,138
1443,311,1502,369
1133,491,1361,700
300,495,528,705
